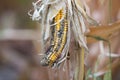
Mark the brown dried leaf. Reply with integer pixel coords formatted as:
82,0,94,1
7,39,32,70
86,21,120,43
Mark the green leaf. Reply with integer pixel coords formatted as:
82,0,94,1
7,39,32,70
85,69,91,80
103,70,112,80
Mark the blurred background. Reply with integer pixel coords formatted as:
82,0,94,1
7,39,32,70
0,0,120,80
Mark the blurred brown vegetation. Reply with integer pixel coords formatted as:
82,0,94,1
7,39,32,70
0,0,120,80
